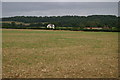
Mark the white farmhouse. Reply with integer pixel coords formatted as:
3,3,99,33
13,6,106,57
47,24,55,29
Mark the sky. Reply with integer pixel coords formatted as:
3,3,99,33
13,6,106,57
1,0,120,2
2,2,118,17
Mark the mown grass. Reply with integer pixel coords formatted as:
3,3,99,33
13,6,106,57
2,29,118,78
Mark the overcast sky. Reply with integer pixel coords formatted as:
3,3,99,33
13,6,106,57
1,0,120,2
2,2,118,17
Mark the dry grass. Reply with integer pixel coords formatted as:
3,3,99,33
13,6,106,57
2,21,30,25
2,29,118,78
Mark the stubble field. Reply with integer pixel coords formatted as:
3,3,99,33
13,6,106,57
2,29,118,78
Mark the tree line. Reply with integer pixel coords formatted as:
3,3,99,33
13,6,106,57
2,15,119,31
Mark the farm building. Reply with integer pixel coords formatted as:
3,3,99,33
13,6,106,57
47,24,55,29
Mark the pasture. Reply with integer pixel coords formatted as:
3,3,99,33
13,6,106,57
2,29,118,78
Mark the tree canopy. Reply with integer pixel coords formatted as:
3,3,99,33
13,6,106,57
2,15,119,31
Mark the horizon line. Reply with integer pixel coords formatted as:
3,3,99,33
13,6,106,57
2,14,118,18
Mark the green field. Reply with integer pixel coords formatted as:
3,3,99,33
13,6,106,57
2,29,118,78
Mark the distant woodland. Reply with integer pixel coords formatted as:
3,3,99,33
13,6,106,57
1,15,119,31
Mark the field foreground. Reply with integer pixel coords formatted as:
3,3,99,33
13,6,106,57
2,29,118,78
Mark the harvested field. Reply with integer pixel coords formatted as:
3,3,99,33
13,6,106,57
2,29,118,78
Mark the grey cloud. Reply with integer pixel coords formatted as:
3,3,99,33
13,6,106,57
2,2,118,17
1,0,119,2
